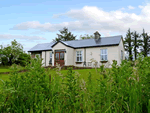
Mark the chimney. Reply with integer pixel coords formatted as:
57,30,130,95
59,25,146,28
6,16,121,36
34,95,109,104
94,31,101,43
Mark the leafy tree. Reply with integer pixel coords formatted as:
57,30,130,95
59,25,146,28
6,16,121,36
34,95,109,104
80,34,94,40
132,31,142,60
0,45,3,64
140,29,150,57
124,28,133,61
53,27,77,42
15,52,31,66
0,39,23,65
1,57,9,65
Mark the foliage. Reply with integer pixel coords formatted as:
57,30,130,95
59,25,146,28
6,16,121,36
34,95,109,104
80,34,94,40
15,52,31,66
132,31,142,60
53,27,77,42
124,28,133,61
0,39,31,66
1,56,150,112
1,57,9,66
0,45,3,64
124,28,150,60
0,40,23,65
140,29,150,57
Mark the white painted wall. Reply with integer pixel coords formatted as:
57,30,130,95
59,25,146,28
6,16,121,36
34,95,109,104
118,38,125,65
41,51,52,67
46,51,50,66
85,46,119,68
67,47,74,66
42,51,45,66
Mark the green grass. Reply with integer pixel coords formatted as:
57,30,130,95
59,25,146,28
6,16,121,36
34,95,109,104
0,65,26,73
0,66,12,73
0,74,10,81
0,68,100,82
1,57,150,112
0,74,10,86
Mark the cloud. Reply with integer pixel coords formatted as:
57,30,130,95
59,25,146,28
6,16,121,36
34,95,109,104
11,3,150,36
138,5,144,9
128,5,135,10
0,34,46,40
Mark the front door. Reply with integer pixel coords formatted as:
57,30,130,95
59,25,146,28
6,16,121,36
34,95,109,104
55,51,64,66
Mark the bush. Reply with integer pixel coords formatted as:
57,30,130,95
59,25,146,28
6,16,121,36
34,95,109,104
15,52,31,66
1,57,9,66
0,56,150,112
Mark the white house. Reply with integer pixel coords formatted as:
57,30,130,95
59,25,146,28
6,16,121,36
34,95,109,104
28,31,125,68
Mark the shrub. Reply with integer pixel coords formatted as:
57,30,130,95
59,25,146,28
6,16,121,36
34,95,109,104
0,56,150,112
1,57,9,66
15,52,31,66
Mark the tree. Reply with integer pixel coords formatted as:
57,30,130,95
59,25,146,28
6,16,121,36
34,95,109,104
124,28,133,61
140,29,150,57
132,31,142,60
0,39,23,65
0,45,3,64
15,52,31,66
80,34,94,40
53,27,77,42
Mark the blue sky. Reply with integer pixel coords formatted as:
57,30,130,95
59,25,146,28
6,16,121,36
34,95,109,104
0,0,150,52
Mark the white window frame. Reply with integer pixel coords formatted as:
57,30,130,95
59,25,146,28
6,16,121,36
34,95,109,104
35,54,40,58
76,51,83,62
100,49,108,61
50,52,52,64
121,50,123,61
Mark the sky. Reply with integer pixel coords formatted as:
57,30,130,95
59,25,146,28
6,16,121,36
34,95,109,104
0,0,150,52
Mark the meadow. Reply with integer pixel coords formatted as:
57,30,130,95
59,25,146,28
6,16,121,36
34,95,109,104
0,56,150,112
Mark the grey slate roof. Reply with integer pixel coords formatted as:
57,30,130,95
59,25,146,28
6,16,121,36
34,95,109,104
28,42,55,52
28,35,122,52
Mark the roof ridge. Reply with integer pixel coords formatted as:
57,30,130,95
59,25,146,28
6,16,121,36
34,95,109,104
63,35,122,42
101,35,122,38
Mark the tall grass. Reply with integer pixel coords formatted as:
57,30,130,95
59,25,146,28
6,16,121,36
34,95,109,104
0,56,150,112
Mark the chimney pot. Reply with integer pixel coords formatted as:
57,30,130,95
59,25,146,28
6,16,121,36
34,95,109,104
94,31,101,43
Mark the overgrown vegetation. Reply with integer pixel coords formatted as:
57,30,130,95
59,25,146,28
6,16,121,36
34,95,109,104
0,55,150,112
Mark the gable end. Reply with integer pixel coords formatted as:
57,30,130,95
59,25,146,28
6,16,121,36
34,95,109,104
51,41,75,49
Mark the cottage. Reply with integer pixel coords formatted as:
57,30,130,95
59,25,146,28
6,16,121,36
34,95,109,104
28,31,125,68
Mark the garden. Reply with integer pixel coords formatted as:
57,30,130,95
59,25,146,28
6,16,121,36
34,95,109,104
0,56,150,112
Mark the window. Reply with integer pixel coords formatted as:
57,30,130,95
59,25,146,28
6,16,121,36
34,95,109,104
121,50,123,61
35,54,40,58
100,49,107,61
76,51,82,62
49,52,52,64
55,53,59,61
60,52,64,60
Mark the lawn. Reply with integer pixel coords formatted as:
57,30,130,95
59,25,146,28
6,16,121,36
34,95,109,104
0,66,12,73
60,68,100,81
0,68,100,83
